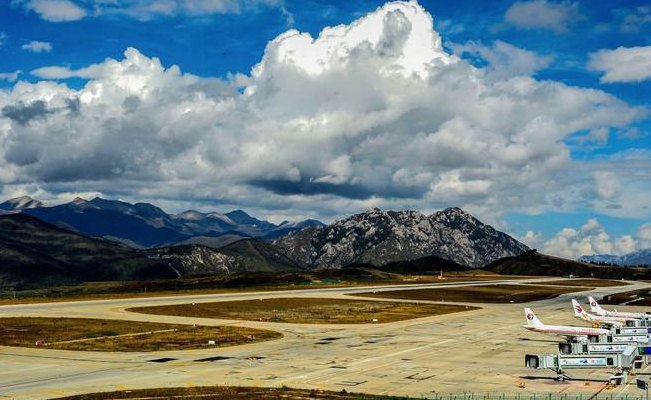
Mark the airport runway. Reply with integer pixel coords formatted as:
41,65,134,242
1,277,651,399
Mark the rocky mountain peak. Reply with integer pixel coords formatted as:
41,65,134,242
0,195,44,211
434,207,479,224
275,206,528,269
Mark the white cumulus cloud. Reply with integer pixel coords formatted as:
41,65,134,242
593,171,619,199
22,40,53,53
637,223,651,249
31,64,102,79
614,5,651,33
505,0,581,34
588,46,651,83
22,0,87,22
0,71,22,82
531,219,630,259
528,219,651,259
452,40,553,80
14,0,285,21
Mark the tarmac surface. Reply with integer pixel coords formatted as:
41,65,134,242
1,277,651,399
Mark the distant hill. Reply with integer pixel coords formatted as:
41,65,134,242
0,213,177,289
11,197,323,248
175,233,250,249
275,207,528,268
219,239,304,272
0,214,302,290
487,250,651,280
579,249,651,267
346,254,470,274
264,219,326,239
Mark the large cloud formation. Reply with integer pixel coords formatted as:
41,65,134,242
0,1,648,226
522,219,651,259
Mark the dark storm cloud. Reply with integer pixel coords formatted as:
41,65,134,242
2,97,81,125
2,100,53,125
251,178,426,200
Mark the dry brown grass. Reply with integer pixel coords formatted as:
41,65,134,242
0,317,280,351
600,290,651,306
0,284,355,306
129,297,479,324
55,386,409,399
535,279,629,287
0,273,538,306
352,284,586,304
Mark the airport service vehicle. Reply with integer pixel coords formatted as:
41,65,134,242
589,296,648,320
523,308,610,340
572,299,633,327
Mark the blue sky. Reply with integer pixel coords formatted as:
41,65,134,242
0,0,650,258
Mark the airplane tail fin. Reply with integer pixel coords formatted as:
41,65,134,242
589,296,606,315
572,299,589,321
525,308,543,327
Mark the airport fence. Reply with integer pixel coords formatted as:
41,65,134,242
423,395,644,400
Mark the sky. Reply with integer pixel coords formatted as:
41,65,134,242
0,0,650,259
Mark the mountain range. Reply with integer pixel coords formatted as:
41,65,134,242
0,196,324,248
579,250,651,267
0,196,534,289
0,213,310,290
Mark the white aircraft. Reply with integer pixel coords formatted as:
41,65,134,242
523,307,610,339
571,299,631,327
589,296,648,319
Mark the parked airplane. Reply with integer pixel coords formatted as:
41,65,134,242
523,308,610,339
588,296,648,319
571,299,631,327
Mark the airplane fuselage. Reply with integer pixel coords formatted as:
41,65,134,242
523,325,609,336
602,310,647,319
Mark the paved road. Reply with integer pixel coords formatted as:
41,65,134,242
1,278,650,399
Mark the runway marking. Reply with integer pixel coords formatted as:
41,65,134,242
0,365,138,391
0,351,143,364
275,338,456,385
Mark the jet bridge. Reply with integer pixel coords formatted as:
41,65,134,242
559,341,640,355
615,327,651,335
525,343,640,384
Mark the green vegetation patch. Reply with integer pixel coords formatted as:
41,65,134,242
0,317,280,351
352,284,585,303
55,386,412,399
129,297,478,324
